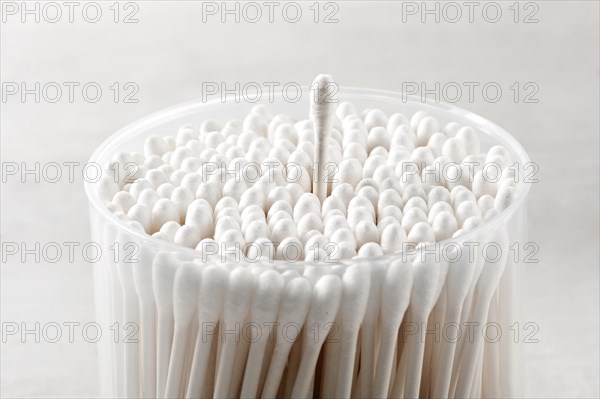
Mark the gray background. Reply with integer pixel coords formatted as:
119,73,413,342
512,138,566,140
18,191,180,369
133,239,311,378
1,1,598,397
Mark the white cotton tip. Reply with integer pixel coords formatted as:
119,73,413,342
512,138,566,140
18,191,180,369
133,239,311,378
477,194,496,214
363,155,387,180
363,109,388,131
403,196,429,214
266,200,294,223
472,170,498,198
368,127,391,153
244,220,271,244
391,125,416,151
198,265,228,321
276,237,303,261
410,147,435,171
487,145,511,159
380,223,407,254
451,185,477,207
171,186,194,221
185,199,214,237
442,137,468,164
321,195,346,218
175,125,198,147
427,132,448,157
407,221,436,244
377,216,400,236
196,182,221,209
297,213,324,238
242,112,268,136
410,249,447,317
152,198,180,233
387,146,411,167
251,270,284,324
354,220,379,248
356,185,380,211
402,183,427,203
338,266,370,354
348,196,376,218
304,247,329,263
331,183,356,207
336,102,358,120
195,238,218,259
97,176,120,201
323,215,349,238
217,229,245,250
138,188,161,211
378,188,404,213
410,110,428,132
343,127,368,150
347,206,375,230
293,193,321,223
152,252,179,308
455,126,480,155
330,241,357,260
129,179,153,200
330,228,357,249
216,207,241,226
214,216,240,240
213,196,238,216
455,200,482,227
156,183,175,198
334,158,363,189
387,113,410,133
462,216,482,231
144,135,169,157
173,261,201,323
416,116,440,146
443,122,461,136
356,177,379,193
246,238,275,262
159,221,181,242
285,183,305,207
266,187,292,210
266,211,292,232
427,186,451,208
113,191,136,214
288,149,312,173
494,185,517,211
432,211,458,241
372,165,396,185
357,242,384,258
173,225,202,249
377,207,403,227
401,207,428,233
271,218,298,243
303,232,329,253
214,216,241,240
239,187,265,211
127,203,152,233
427,201,454,225
179,173,202,194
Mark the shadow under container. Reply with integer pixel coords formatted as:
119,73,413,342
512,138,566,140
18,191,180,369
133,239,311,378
85,88,531,398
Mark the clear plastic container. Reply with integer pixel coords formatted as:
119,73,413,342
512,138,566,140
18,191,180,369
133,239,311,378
85,87,530,398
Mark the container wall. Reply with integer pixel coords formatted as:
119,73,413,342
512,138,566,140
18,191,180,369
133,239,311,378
90,202,527,398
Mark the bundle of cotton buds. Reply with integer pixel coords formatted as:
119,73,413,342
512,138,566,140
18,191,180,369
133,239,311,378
97,94,517,264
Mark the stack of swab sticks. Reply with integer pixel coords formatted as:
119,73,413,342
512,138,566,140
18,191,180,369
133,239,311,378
88,75,527,398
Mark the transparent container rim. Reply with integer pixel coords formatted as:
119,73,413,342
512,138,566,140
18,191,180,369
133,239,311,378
84,86,532,266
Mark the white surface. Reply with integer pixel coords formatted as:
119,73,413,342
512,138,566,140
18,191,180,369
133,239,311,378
1,1,599,397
